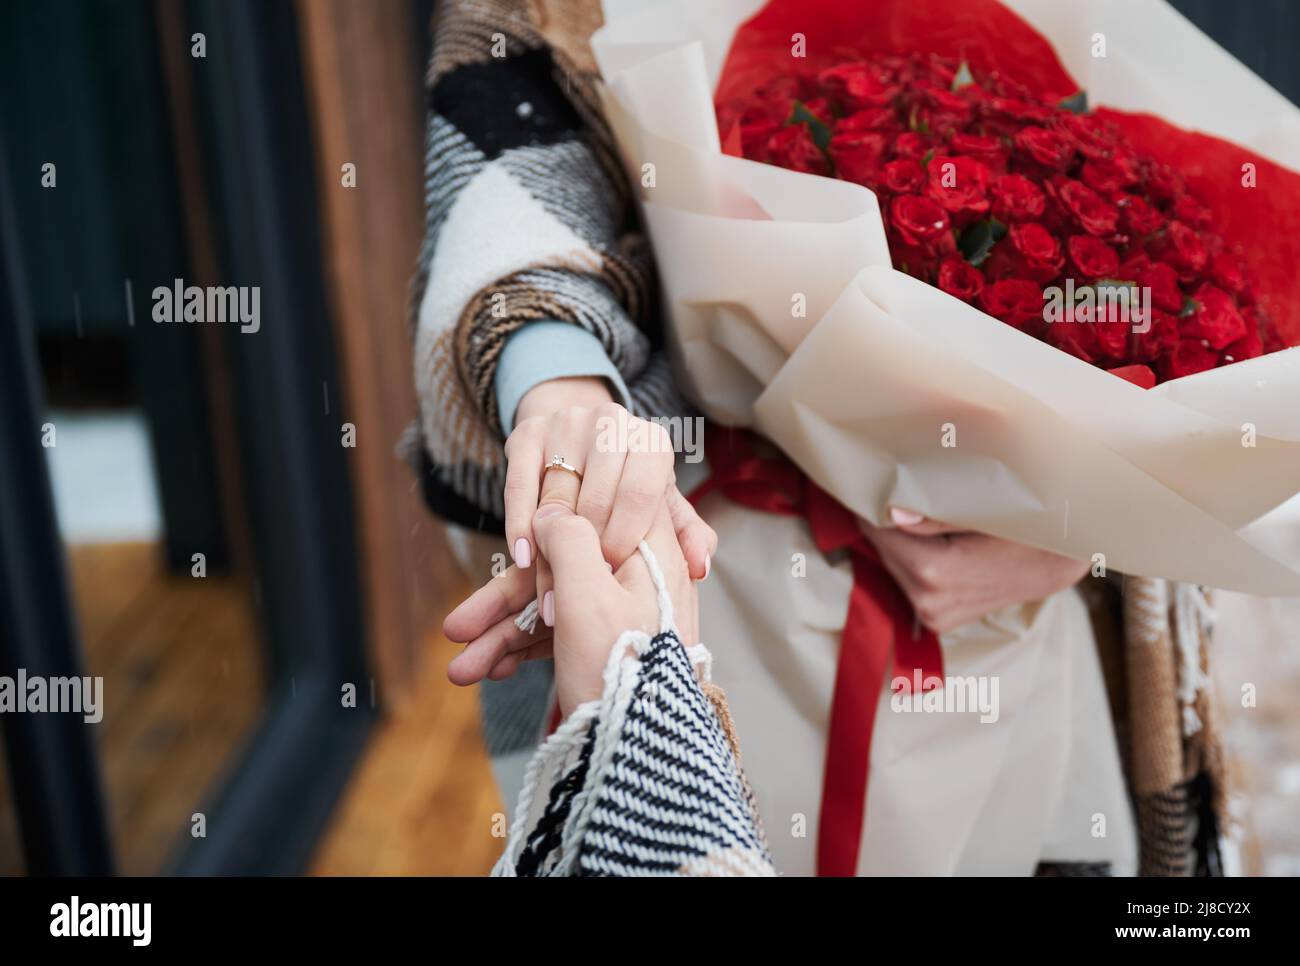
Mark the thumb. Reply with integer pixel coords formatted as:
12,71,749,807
532,504,621,604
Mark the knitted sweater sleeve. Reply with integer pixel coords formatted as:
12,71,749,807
493,630,775,877
409,0,687,524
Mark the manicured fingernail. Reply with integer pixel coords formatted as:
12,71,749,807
513,537,531,569
701,553,711,581
889,506,925,526
541,591,555,627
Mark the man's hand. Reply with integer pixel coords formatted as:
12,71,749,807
860,507,1090,633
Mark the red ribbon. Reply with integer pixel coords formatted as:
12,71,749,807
691,425,943,876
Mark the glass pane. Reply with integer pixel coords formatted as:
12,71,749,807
2,2,270,875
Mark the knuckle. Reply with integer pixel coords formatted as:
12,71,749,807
601,527,636,561
576,486,614,520
619,483,662,513
595,400,627,422
505,418,542,453
914,564,940,589
554,405,591,431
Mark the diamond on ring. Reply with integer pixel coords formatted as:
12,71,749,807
546,455,582,480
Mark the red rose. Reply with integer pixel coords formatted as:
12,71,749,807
1224,309,1263,362
919,86,973,132
890,194,951,246
818,62,900,110
881,158,925,193
766,125,829,175
1092,304,1130,360
1144,163,1185,204
1056,179,1119,237
1189,284,1247,349
986,97,1052,125
1067,235,1119,279
979,278,1043,331
830,128,889,185
1161,338,1220,379
1013,126,1074,169
1173,195,1212,229
1157,221,1208,279
1009,222,1064,280
937,257,984,302
1137,262,1184,314
1054,113,1118,160
1118,195,1163,236
990,174,1045,222
948,132,1007,171
1131,309,1180,361
838,107,901,133
891,131,932,160
1209,252,1246,295
1047,318,1100,362
1081,155,1138,194
926,155,990,218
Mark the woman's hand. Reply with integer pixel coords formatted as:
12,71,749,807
447,502,699,717
860,507,1090,634
504,376,715,627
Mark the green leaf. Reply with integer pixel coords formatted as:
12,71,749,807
787,101,833,152
958,218,1007,267
1058,90,1088,114
921,148,935,168
906,102,930,135
951,61,975,92
1179,295,1200,318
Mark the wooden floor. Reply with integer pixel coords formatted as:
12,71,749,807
0,541,264,876
309,576,504,876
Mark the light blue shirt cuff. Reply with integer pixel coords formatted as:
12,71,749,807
494,321,633,434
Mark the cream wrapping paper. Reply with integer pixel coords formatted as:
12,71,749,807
593,0,1300,596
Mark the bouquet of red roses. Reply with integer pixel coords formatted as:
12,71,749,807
719,50,1284,388
594,0,1300,879
594,0,1300,593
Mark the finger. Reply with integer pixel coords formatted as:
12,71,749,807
887,506,964,537
447,612,550,686
503,420,545,571
486,639,554,681
859,519,949,592
601,423,675,566
534,505,623,633
576,403,630,538
667,484,718,580
615,504,697,642
443,565,535,643
530,414,590,627
536,553,554,628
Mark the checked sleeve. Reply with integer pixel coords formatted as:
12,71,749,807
409,0,687,526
